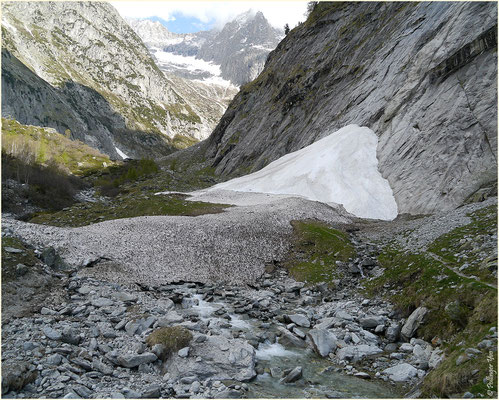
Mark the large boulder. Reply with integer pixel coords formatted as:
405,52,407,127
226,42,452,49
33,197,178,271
308,329,338,357
165,335,256,382
277,327,307,348
383,363,418,382
401,307,428,341
336,344,383,362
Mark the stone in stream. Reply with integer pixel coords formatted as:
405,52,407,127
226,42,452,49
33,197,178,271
307,329,338,357
277,327,306,348
165,335,255,382
400,307,428,341
282,366,303,383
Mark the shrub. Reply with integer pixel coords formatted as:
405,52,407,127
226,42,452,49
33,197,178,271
146,326,192,360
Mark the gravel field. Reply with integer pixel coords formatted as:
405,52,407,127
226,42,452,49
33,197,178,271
2,192,353,287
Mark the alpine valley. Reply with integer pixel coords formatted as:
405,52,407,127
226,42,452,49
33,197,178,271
1,2,497,400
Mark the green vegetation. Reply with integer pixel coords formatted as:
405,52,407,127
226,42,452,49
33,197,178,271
363,204,497,397
172,134,199,150
29,192,229,227
1,237,38,283
428,205,497,284
2,118,112,175
146,326,192,360
284,220,355,285
91,159,160,197
2,152,90,213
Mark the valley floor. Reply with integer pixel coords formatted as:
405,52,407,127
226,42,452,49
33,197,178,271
1,190,497,398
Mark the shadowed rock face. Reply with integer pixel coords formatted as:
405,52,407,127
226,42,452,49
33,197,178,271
200,2,497,215
0,1,221,158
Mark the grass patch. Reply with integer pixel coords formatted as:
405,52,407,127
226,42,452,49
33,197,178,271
2,118,112,175
363,203,497,397
28,193,229,227
146,326,192,360
91,159,160,197
283,220,355,286
1,237,38,283
428,205,498,284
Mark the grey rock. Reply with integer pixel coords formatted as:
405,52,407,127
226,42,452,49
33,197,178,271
125,321,140,336
141,384,161,398
46,354,63,366
15,263,29,276
308,329,338,357
335,310,354,321
354,372,371,379
157,311,184,326
4,246,23,253
277,327,306,348
456,354,470,366
360,316,385,329
72,385,93,398
117,352,158,368
91,298,114,308
282,366,302,383
401,307,428,341
111,292,138,303
165,335,255,382
61,327,81,345
385,324,401,343
293,327,306,339
336,345,383,362
92,359,113,376
178,347,190,358
43,327,62,341
288,314,310,328
383,363,418,382
190,381,201,394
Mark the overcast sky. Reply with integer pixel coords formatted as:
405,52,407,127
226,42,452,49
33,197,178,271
110,1,309,32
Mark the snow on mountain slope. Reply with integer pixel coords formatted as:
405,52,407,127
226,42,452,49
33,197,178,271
207,125,398,221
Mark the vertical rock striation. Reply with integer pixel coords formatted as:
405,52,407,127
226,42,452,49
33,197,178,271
199,2,497,215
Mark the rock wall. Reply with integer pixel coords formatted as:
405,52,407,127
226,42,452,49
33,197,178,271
1,1,215,158
200,2,497,215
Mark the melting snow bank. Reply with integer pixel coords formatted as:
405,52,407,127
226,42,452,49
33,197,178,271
204,125,398,220
115,146,129,160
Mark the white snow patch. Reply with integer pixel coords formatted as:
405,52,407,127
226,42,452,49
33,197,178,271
115,146,129,160
251,44,275,52
154,50,222,76
193,76,237,88
208,124,398,220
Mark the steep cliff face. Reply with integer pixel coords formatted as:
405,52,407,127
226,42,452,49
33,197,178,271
1,1,219,158
201,2,497,215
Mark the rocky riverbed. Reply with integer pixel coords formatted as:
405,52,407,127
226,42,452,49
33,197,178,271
2,246,449,399
2,193,497,398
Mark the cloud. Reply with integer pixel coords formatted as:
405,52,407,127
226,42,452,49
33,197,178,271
110,1,308,30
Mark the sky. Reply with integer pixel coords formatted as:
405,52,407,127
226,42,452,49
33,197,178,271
110,1,309,33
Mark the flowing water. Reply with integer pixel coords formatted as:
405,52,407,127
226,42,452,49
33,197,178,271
187,291,402,398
